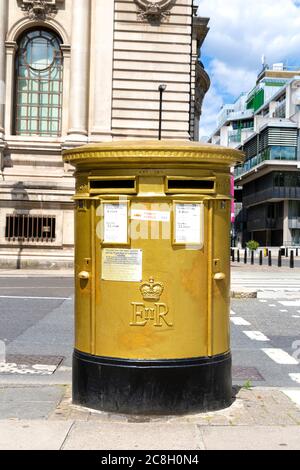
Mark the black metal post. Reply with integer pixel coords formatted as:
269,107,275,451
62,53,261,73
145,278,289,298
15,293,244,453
268,251,272,267
237,249,240,263
251,250,254,265
259,250,263,265
290,251,294,269
296,248,299,257
158,84,167,140
232,249,235,262
278,250,282,268
244,249,247,264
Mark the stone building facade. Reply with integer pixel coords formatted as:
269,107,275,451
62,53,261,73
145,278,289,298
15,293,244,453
0,0,210,268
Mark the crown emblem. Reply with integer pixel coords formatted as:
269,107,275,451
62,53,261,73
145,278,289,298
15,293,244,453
140,277,164,302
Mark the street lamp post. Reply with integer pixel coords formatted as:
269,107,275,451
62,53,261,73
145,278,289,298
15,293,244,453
158,84,167,140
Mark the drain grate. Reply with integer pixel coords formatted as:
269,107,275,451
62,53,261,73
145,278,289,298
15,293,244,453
233,366,264,381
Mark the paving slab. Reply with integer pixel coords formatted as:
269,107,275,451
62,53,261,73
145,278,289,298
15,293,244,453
0,385,65,420
0,421,73,450
201,426,300,450
0,385,299,450
62,422,204,451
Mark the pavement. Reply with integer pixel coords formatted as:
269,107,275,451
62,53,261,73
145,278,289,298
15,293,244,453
0,266,300,450
0,269,74,278
0,385,300,450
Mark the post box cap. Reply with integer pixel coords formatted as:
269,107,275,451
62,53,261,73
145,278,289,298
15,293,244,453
63,140,244,168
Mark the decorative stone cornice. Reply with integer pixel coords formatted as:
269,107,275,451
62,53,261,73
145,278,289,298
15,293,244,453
134,0,176,23
5,40,18,54
60,44,71,57
19,0,63,21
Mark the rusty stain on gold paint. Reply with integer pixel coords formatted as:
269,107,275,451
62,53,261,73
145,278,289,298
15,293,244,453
181,258,203,301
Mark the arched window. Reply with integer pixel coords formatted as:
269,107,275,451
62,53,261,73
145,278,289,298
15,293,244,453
15,29,63,137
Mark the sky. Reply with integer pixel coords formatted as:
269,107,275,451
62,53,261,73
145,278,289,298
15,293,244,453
197,0,300,139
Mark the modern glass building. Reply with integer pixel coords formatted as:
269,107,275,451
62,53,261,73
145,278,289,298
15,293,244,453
209,64,300,247
235,79,300,246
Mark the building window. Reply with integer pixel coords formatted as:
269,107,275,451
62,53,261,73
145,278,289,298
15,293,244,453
291,230,300,245
274,172,285,187
289,201,300,218
269,146,296,161
5,214,56,243
15,29,63,137
274,172,300,188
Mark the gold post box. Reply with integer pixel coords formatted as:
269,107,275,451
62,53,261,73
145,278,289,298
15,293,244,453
63,141,243,414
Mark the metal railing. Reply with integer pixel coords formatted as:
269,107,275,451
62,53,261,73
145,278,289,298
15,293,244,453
5,214,56,244
234,152,298,178
289,217,300,229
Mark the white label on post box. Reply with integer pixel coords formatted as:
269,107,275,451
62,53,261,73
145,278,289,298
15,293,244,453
102,249,142,282
174,203,204,246
131,209,170,222
103,203,128,244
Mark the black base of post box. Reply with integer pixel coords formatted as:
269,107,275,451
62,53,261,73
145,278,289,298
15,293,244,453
72,350,232,414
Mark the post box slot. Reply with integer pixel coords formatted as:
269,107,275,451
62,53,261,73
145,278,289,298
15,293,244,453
166,178,215,193
89,178,136,194
90,180,135,189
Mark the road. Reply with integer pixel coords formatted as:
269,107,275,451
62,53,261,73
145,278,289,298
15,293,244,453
231,298,300,388
0,276,299,392
231,264,300,292
0,277,74,381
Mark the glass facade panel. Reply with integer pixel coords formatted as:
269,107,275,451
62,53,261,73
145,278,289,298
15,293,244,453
15,29,63,137
290,201,300,217
270,146,296,160
291,230,300,245
236,146,297,177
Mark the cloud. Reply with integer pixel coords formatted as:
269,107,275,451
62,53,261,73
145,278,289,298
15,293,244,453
198,0,300,137
199,85,224,139
210,60,257,97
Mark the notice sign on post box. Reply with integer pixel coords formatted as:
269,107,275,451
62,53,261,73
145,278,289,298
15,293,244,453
102,202,129,245
173,202,204,247
102,249,143,282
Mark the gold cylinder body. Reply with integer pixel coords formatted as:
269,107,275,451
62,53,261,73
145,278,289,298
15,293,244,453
63,140,243,414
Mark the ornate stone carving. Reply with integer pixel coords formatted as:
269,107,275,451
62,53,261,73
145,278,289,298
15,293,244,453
19,0,62,21
134,0,176,23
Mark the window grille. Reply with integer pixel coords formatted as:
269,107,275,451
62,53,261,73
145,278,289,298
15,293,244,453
5,214,56,243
